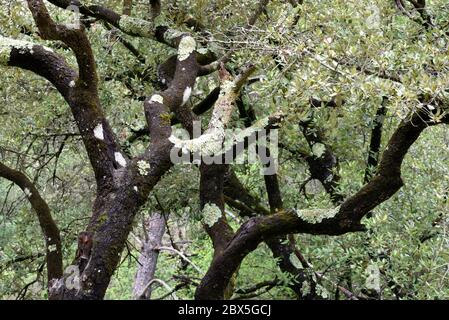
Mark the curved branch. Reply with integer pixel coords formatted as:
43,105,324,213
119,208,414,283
46,0,187,48
131,34,203,196
139,278,178,300
1,36,75,100
0,161,63,284
27,0,98,88
299,111,344,204
157,246,203,274
3,3,126,186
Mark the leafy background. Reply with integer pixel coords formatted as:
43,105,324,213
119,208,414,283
0,0,448,299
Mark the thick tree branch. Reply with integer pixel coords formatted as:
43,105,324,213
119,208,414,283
5,1,127,187
0,36,75,100
46,0,192,49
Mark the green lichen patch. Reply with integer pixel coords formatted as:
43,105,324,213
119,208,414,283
365,262,380,291
295,206,340,224
137,160,151,176
220,80,235,95
202,203,222,227
169,128,225,156
159,112,172,125
316,284,329,299
177,36,196,61
119,15,154,38
312,142,326,158
197,47,208,55
97,212,108,225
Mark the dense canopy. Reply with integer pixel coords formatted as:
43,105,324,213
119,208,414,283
0,0,448,300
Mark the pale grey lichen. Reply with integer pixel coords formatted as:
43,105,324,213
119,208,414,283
93,123,104,140
305,179,324,195
23,187,32,198
69,80,76,88
118,15,154,38
137,160,151,176
167,77,278,158
169,82,235,155
177,36,196,61
114,152,127,167
0,36,54,65
169,128,225,155
365,262,380,291
312,142,326,158
316,284,329,299
0,36,36,66
48,244,57,252
219,80,235,97
197,47,208,55
150,94,164,104
202,203,222,227
182,86,192,106
295,206,341,224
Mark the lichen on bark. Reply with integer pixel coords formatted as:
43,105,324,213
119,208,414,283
137,160,151,176
0,36,49,65
202,203,222,227
119,15,154,38
177,36,196,61
295,206,341,224
150,94,164,104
